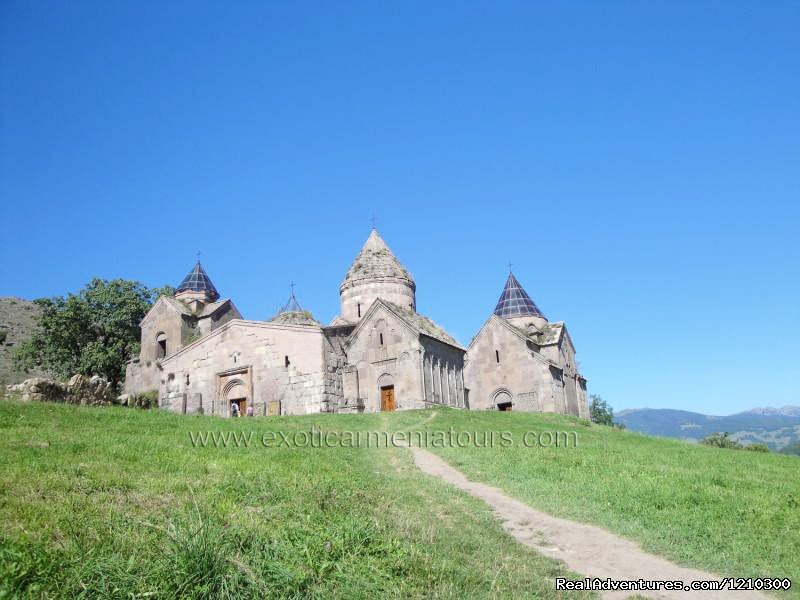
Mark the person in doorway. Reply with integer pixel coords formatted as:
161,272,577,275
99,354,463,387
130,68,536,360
246,405,254,417
230,402,240,417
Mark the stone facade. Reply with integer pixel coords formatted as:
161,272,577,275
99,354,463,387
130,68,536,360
124,231,586,417
463,273,588,417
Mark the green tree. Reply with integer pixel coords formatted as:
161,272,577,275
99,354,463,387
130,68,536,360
589,394,615,426
13,279,173,386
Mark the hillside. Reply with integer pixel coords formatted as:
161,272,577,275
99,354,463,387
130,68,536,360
0,297,44,386
0,402,797,598
617,407,800,451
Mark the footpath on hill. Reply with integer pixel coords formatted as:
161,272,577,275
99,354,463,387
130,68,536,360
409,446,771,600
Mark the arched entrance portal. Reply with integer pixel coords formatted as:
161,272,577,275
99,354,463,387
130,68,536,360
224,379,247,417
492,389,513,412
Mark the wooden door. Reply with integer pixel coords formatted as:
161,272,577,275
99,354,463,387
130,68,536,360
381,386,396,412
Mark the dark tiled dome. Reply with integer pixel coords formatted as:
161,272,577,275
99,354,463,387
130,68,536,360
493,272,545,319
176,262,220,300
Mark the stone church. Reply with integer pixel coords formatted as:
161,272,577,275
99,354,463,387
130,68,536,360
124,230,588,418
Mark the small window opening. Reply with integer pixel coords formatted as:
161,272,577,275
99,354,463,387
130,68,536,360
495,350,500,364
185,374,190,385
379,333,384,345
357,303,361,317
156,333,167,358
285,355,290,367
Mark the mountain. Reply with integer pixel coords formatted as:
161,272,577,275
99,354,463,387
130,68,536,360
0,297,44,386
616,407,800,451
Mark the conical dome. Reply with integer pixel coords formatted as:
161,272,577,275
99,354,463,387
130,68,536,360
269,289,319,325
176,261,219,301
493,272,545,319
340,230,415,290
339,230,417,322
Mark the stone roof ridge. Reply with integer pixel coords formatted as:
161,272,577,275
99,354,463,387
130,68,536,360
382,300,462,349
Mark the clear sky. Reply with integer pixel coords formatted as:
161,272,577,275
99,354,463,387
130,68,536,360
1,2,798,415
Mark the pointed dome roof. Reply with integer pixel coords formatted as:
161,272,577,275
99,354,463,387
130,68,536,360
493,272,545,319
269,289,319,325
176,261,220,300
340,230,415,290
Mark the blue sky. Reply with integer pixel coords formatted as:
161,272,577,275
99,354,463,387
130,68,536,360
1,2,798,415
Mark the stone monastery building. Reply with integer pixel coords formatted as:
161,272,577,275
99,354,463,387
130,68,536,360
125,230,588,418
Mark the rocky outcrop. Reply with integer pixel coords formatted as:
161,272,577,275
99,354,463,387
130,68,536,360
5,374,134,407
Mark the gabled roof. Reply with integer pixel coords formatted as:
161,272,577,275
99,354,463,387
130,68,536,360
141,296,237,324
493,272,545,319
467,315,558,368
176,261,220,300
347,298,463,350
340,230,415,290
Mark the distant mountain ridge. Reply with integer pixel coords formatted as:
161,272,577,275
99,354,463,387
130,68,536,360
616,406,800,451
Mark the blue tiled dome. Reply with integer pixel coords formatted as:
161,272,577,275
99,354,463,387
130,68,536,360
493,272,545,319
176,262,220,300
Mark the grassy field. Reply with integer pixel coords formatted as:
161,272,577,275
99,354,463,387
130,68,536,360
0,401,592,599
392,409,799,592
1,401,797,598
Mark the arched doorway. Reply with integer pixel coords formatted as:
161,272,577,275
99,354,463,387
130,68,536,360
492,388,513,412
224,379,247,417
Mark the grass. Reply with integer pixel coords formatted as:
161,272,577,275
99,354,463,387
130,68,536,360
385,409,799,594
1,402,798,598
0,401,592,599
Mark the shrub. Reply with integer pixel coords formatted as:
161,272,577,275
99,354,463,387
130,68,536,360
745,443,770,453
700,432,743,450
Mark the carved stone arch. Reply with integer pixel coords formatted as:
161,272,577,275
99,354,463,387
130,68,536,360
223,378,246,401
492,387,513,411
377,372,394,388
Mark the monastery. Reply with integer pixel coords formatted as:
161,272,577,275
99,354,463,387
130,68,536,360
124,230,588,417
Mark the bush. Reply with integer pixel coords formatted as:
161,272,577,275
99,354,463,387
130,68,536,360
700,432,743,450
745,443,770,453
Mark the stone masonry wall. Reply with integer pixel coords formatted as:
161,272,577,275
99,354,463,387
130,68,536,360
158,320,329,416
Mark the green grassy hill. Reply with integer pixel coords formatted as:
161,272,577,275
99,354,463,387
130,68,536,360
1,401,797,598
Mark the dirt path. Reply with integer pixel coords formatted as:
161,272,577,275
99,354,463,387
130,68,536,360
409,446,770,600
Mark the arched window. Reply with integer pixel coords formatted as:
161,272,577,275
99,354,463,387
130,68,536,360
156,333,167,358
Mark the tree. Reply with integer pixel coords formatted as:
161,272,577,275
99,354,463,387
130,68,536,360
589,394,615,426
13,279,173,386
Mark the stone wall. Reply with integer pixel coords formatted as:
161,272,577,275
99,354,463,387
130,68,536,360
158,320,331,417
464,317,566,414
421,337,467,408
344,304,425,411
340,278,416,324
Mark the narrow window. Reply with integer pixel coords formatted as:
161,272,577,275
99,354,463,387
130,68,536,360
185,374,190,385
379,333,384,345
357,303,361,317
285,355,290,367
156,333,167,358
495,350,500,364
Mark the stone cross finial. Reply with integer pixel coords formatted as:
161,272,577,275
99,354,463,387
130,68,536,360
508,261,513,272
370,214,378,230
